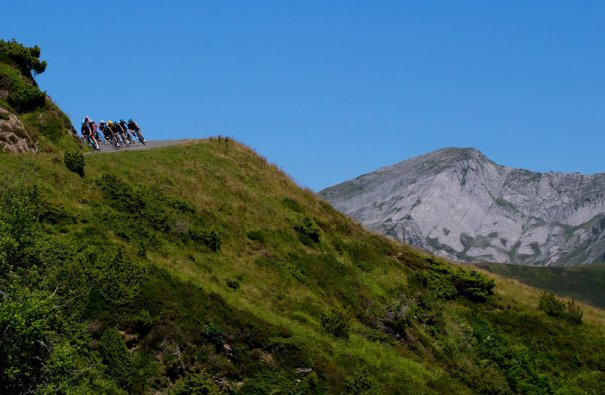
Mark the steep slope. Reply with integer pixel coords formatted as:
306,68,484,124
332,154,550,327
0,39,79,153
320,148,605,266
1,140,605,394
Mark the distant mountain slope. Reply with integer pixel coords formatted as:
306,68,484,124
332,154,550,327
320,148,605,266
475,263,605,308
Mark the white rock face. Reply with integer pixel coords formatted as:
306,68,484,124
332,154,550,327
320,148,605,266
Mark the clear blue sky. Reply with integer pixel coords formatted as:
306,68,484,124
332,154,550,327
2,1,605,190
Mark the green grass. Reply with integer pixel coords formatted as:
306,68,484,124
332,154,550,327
475,262,605,308
1,138,605,393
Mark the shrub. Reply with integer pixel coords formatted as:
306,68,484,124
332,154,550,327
240,370,300,394
226,278,241,290
292,215,320,244
133,309,157,335
202,323,225,347
282,197,304,213
539,291,583,325
7,84,46,113
96,174,145,213
171,371,220,395
0,184,41,267
451,270,495,302
410,259,494,302
246,229,266,243
0,288,59,394
190,226,222,252
92,250,146,307
321,309,351,338
414,271,458,299
565,300,584,325
99,328,134,388
163,195,196,214
0,39,47,76
64,151,85,177
344,367,378,394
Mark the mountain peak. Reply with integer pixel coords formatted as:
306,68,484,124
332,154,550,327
320,148,605,266
412,147,495,168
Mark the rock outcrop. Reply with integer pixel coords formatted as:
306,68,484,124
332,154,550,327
320,148,605,266
0,106,36,153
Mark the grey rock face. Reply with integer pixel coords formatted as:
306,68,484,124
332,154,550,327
320,148,605,266
0,106,36,153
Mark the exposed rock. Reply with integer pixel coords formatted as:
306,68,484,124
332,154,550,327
320,148,605,266
295,368,313,375
0,106,36,153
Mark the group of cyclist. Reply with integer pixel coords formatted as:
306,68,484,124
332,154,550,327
81,116,145,151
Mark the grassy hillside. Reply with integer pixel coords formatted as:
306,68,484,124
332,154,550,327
475,262,605,309
0,39,79,153
1,139,605,394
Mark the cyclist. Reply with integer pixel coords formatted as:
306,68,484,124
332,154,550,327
109,120,127,145
81,121,99,150
127,118,145,144
102,120,120,147
83,116,102,143
114,119,132,145
119,119,135,142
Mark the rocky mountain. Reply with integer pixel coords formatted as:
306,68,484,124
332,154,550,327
320,148,605,266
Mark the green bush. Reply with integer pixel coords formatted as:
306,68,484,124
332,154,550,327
133,309,157,335
7,84,46,113
97,328,153,392
64,151,85,177
0,287,59,394
0,39,47,76
202,323,225,347
321,309,351,338
226,278,241,290
411,259,494,302
163,195,196,213
92,250,146,307
190,226,222,252
472,319,556,393
414,271,458,299
171,371,220,395
565,300,584,325
292,215,321,244
246,229,266,243
99,327,134,389
282,197,304,213
345,367,379,394
97,173,146,213
0,184,40,267
538,291,583,325
451,270,495,302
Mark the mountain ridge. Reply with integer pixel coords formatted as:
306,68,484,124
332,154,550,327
320,147,605,266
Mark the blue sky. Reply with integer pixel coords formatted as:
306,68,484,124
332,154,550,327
2,1,605,190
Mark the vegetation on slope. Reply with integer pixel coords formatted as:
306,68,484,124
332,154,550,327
0,39,78,152
1,139,605,394
476,262,605,308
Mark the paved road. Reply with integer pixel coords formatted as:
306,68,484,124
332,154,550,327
93,139,192,153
